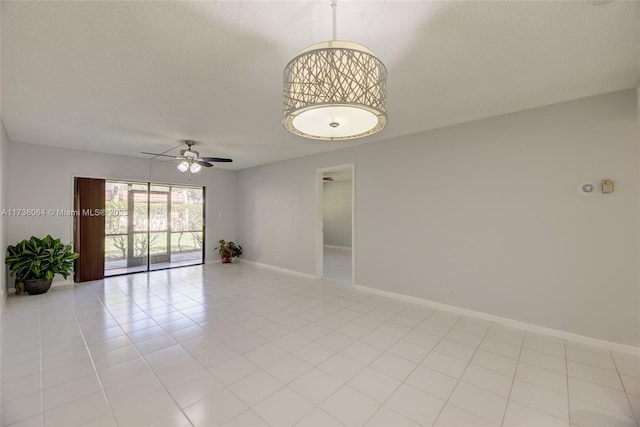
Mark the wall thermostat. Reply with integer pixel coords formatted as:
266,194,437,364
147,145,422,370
578,182,597,196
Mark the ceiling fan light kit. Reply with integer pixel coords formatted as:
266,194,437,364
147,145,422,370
141,140,232,174
189,162,201,173
176,158,202,173
177,161,189,172
283,0,387,141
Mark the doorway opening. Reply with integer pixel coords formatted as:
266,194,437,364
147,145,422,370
316,164,355,287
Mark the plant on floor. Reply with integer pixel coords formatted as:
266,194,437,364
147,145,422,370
214,239,243,263
5,235,79,295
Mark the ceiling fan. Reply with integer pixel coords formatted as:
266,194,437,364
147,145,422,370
141,140,232,173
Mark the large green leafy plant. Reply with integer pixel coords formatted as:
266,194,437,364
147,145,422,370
5,235,79,281
214,239,243,259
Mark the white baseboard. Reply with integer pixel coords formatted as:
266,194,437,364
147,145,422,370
52,279,74,289
354,284,639,356
205,259,222,265
240,259,316,280
323,245,352,250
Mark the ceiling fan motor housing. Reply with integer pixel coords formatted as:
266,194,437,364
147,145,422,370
180,149,199,159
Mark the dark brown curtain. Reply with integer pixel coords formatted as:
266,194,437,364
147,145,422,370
74,178,105,282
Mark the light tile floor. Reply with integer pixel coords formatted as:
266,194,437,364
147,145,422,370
323,246,351,288
1,263,639,427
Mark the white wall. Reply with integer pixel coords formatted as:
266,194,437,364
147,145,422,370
0,123,7,305
0,2,6,306
5,142,236,286
237,90,640,346
323,181,352,248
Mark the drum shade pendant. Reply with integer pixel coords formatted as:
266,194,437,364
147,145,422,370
283,0,387,140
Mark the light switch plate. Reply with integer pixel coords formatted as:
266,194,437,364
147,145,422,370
602,179,614,193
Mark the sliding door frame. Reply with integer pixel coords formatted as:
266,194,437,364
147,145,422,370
71,174,206,278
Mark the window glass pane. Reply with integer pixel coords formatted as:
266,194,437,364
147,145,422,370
105,181,203,275
149,232,168,255
171,231,202,252
105,182,128,235
130,190,148,232
105,235,127,262
171,187,203,231
149,195,168,232
132,232,151,258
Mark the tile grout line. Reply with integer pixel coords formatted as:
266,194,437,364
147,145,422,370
236,276,384,425
564,348,639,420
9,269,273,426
38,296,44,427
263,296,420,425
505,333,578,425
39,288,89,423
203,295,323,426
132,280,250,423
363,307,470,426
521,344,629,393
360,307,441,426
432,317,495,426
611,350,640,427
7,264,639,427
237,286,406,425
499,331,527,427
64,286,120,426
157,277,335,426
89,279,198,427
566,338,573,427
137,278,276,427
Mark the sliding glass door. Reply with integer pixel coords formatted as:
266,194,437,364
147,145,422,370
168,186,205,268
105,181,204,276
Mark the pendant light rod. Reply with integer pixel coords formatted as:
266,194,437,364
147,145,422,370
331,0,337,40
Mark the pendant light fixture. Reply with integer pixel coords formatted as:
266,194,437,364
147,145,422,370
283,0,387,140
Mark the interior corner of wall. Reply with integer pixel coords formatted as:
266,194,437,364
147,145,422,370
635,81,640,117
0,273,6,313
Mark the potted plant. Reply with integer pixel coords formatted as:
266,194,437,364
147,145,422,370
5,235,79,295
214,239,242,263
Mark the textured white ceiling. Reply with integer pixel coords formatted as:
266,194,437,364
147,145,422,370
2,1,639,170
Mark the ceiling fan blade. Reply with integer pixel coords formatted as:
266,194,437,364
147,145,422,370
196,160,213,168
201,157,233,163
141,152,180,159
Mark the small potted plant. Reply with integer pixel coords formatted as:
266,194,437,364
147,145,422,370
5,235,79,295
214,239,242,263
